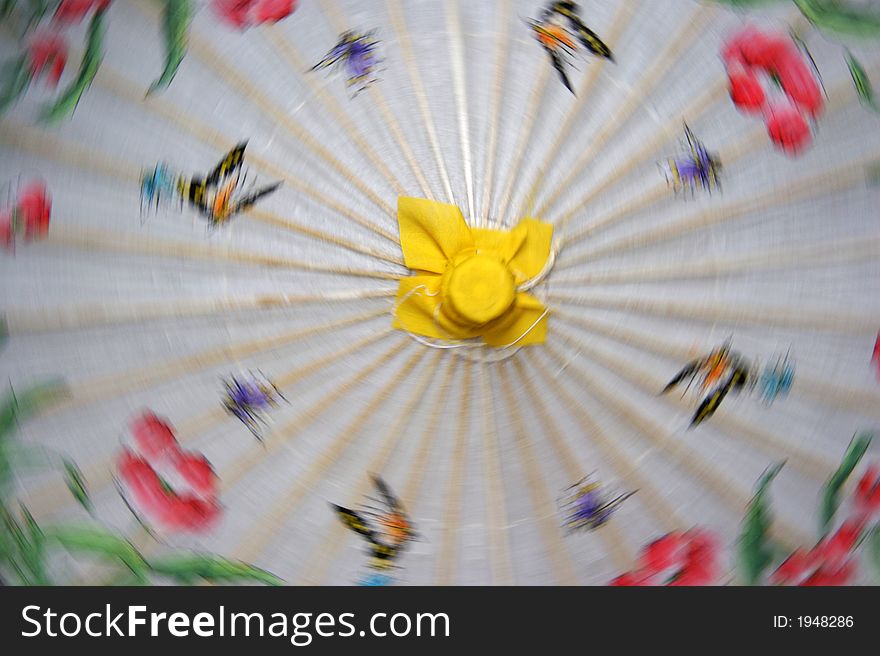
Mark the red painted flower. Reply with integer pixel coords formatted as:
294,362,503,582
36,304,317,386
54,0,112,24
116,411,221,533
16,181,51,241
765,102,811,155
0,208,14,253
28,32,68,87
610,529,720,586
727,67,766,113
723,26,823,156
212,0,297,29
855,465,880,514
254,0,296,23
873,333,880,379
770,515,870,587
130,411,177,459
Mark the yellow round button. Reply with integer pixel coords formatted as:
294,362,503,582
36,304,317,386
444,253,515,326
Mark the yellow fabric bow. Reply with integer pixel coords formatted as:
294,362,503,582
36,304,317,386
393,197,552,347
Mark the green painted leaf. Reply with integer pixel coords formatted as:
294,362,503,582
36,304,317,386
1,505,30,555
0,316,8,351
794,0,880,39
148,0,193,95
44,525,150,582
62,458,91,511
820,433,872,535
22,0,58,33
868,525,880,582
738,462,784,585
18,504,48,584
0,0,15,20
707,0,787,6
846,50,879,112
0,381,66,446
0,54,32,115
148,554,284,586
0,505,43,584
39,7,106,124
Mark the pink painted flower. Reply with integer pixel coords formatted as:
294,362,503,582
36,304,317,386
28,32,68,87
212,0,297,29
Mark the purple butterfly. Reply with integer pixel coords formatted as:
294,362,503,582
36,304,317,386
559,474,635,533
310,31,382,96
660,124,722,196
222,371,287,443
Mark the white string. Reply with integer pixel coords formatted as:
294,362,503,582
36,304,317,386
393,279,554,363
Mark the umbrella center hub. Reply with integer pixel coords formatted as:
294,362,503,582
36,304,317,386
442,252,516,326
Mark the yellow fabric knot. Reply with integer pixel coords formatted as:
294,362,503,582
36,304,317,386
393,197,552,348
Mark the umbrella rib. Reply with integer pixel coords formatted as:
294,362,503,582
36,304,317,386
400,357,459,508
495,64,551,227
447,0,476,223
33,308,390,421
537,4,717,220
552,235,880,287
479,0,512,228
43,224,401,280
478,364,514,585
295,350,444,585
549,290,878,336
553,315,838,481
496,363,582,585
22,327,397,522
227,340,421,564
318,0,436,201
511,357,634,571
2,289,395,335
385,0,456,205
544,341,811,551
264,26,408,197
527,349,687,533
434,358,473,585
0,119,403,266
517,1,637,222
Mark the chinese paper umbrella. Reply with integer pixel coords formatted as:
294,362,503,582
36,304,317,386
1,0,879,586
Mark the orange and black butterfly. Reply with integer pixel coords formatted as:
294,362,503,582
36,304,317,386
662,342,755,427
332,475,416,572
174,142,281,227
528,1,613,94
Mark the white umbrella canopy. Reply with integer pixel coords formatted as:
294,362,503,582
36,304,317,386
0,0,879,586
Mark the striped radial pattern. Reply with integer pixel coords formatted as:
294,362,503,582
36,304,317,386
1,0,879,585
